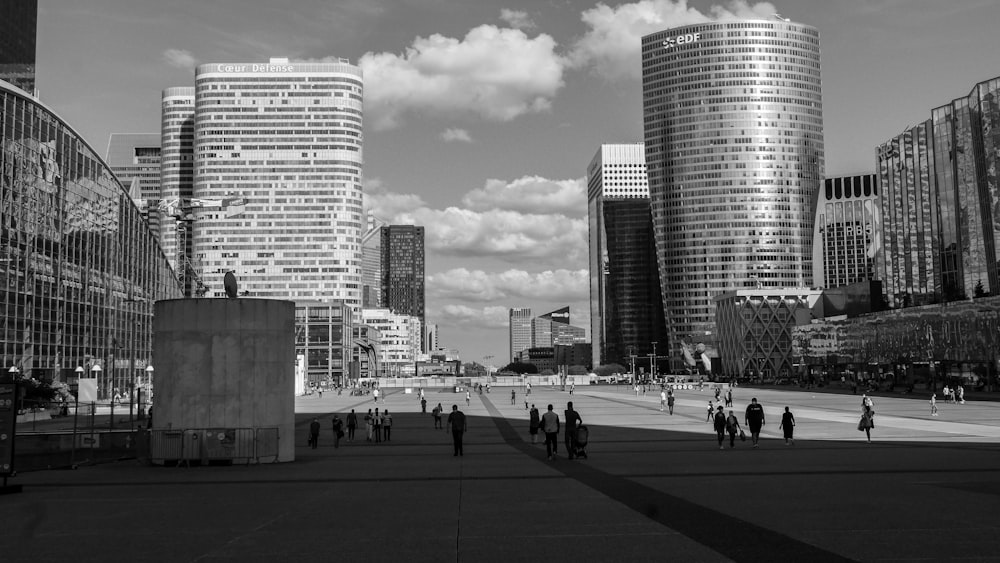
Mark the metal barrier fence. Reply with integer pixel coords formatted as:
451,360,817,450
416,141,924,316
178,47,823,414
148,427,279,466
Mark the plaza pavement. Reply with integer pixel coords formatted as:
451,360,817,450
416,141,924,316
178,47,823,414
3,384,999,562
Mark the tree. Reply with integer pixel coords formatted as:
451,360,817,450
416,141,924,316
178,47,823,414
567,365,588,375
540,369,555,376
975,279,987,298
593,363,626,376
499,362,538,374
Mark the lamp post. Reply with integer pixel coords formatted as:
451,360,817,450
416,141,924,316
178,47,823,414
90,364,102,429
141,365,153,422
8,367,20,414
651,341,658,382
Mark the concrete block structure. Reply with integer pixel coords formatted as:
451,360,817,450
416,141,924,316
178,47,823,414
153,299,296,462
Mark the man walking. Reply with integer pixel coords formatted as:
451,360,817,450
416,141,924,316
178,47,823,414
667,390,675,415
930,393,938,416
779,406,795,445
346,409,357,442
421,396,427,414
331,414,344,449
309,417,320,449
564,401,582,460
373,408,382,443
745,397,765,447
660,389,667,412
373,387,379,403
382,409,392,441
541,404,560,460
725,388,733,408
447,404,467,456
511,388,516,405
529,403,540,444
433,403,443,429
713,406,727,449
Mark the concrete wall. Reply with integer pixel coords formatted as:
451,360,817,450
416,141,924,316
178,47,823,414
153,299,296,462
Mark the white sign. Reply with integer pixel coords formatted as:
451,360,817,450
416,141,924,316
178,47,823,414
215,63,295,73
662,32,701,49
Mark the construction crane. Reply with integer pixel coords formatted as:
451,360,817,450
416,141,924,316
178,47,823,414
156,197,246,297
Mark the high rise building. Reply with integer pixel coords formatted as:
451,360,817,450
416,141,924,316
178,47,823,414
359,308,421,376
106,133,162,232
812,174,879,289
641,20,824,367
380,225,425,336
424,323,439,352
876,76,1000,306
159,87,195,288
587,143,667,369
532,307,586,348
0,0,37,94
509,307,532,363
361,212,387,307
185,58,364,301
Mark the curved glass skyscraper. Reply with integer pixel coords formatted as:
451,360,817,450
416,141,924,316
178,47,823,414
641,20,824,365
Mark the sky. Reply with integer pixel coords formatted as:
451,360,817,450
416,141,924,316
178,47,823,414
35,0,1000,368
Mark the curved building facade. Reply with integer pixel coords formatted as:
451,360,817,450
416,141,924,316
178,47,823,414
1,81,182,395
641,20,824,364
191,59,364,303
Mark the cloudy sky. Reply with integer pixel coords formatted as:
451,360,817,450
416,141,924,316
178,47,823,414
36,0,999,367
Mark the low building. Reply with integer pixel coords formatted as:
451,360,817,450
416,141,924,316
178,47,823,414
294,301,353,387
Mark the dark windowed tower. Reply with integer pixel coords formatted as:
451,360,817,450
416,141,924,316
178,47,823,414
380,225,425,346
0,0,37,94
813,174,880,289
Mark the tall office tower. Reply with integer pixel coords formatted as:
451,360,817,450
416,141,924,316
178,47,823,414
0,0,36,94
876,76,1000,306
424,323,439,352
641,20,824,365
106,133,162,232
359,309,421,376
159,87,195,286
588,143,668,369
812,174,879,289
380,225,425,342
509,307,532,363
361,212,387,307
190,58,364,301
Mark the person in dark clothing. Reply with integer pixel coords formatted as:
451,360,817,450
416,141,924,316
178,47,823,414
725,410,741,448
447,405,467,456
331,415,344,448
713,406,727,449
564,402,582,459
779,406,795,445
528,404,540,444
421,397,427,414
346,409,357,441
745,398,765,447
309,418,321,449
541,404,560,460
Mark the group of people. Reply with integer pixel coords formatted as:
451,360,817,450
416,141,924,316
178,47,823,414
308,408,394,449
709,397,795,449
528,401,584,460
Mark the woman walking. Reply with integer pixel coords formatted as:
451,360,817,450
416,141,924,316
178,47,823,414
365,408,374,442
930,393,938,416
779,406,795,445
528,404,540,444
713,406,727,449
858,404,875,443
725,410,742,448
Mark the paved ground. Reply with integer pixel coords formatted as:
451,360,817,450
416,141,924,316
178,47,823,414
3,385,999,562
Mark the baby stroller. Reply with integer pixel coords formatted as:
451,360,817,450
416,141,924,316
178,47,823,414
573,425,589,459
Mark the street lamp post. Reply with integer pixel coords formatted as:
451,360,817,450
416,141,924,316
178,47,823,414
90,364,102,430
7,367,20,414
651,341,658,381
140,365,153,423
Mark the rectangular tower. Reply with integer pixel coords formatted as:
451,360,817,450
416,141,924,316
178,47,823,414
509,307,532,363
107,133,162,234
159,87,195,292
190,58,364,302
812,174,879,290
380,225,426,342
587,143,667,369
0,0,37,94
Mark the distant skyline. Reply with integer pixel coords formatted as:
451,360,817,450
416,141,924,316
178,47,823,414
34,0,1000,366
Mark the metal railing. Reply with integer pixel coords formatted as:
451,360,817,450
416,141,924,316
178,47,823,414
148,427,280,466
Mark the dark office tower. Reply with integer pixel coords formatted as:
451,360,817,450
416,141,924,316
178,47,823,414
876,76,1000,306
106,133,162,235
380,225,425,346
588,143,667,369
641,20,824,368
0,0,37,94
812,174,880,289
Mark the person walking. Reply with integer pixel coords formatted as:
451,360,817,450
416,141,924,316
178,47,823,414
706,401,715,422
957,385,965,404
447,404,467,456
309,417,320,449
569,382,575,395
529,404,540,444
346,409,357,442
930,393,938,416
331,415,344,449
779,406,795,445
365,409,374,442
859,404,875,443
382,409,392,441
564,402,582,460
745,397,765,447
511,389,516,405
421,396,427,414
373,408,382,443
714,387,721,403
667,390,675,415
660,389,667,412
373,387,380,403
465,390,471,406
433,403,443,429
541,404,560,460
725,388,733,408
725,409,742,448
713,406,727,449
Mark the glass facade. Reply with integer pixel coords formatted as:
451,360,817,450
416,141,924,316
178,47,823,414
190,60,364,302
294,301,352,386
508,307,532,363
106,133,162,236
641,20,824,368
159,87,195,292
359,308,420,376
876,76,1000,306
1,82,183,396
813,174,879,289
0,0,36,95
587,143,667,368
380,225,425,338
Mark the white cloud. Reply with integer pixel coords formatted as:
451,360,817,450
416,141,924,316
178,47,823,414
162,48,198,70
569,0,777,80
434,305,511,329
462,175,586,216
359,24,566,129
428,268,589,302
441,128,473,143
500,9,536,30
